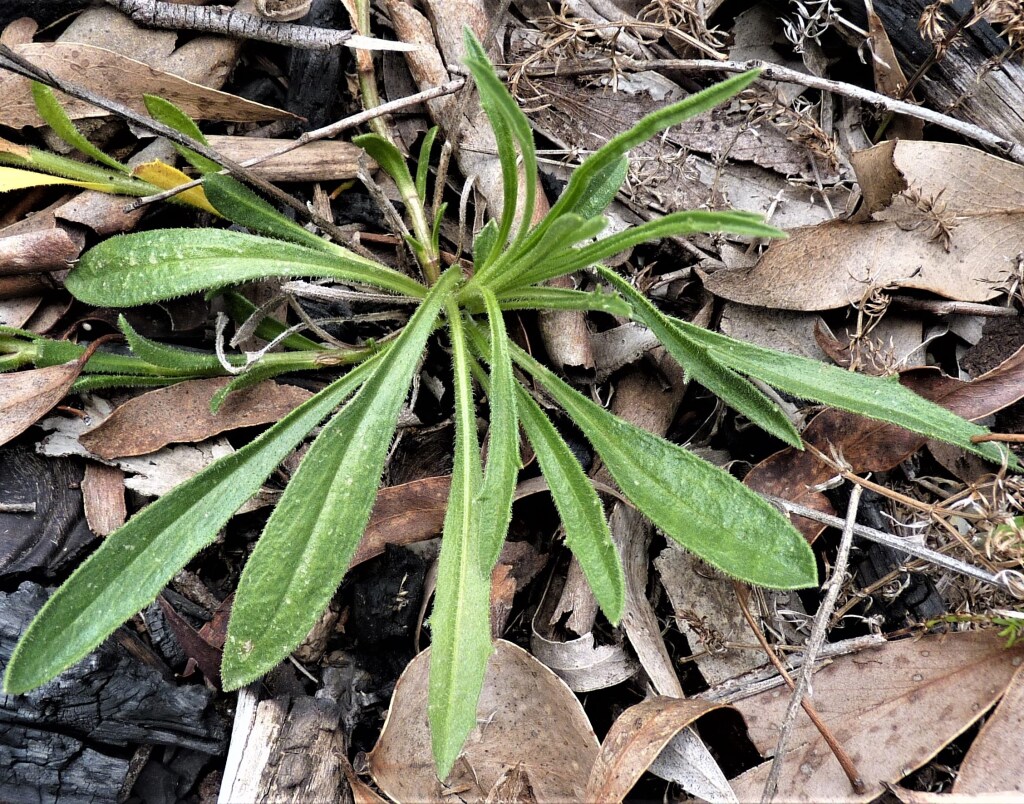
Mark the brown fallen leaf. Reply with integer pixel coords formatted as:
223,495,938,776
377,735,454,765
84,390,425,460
78,378,312,459
585,696,729,803
486,763,538,804
745,342,1024,540
0,359,84,448
157,595,224,686
704,141,1024,310
865,2,924,140
729,631,1024,801
888,786,1024,803
0,42,295,129
81,461,126,536
953,662,1024,795
0,228,82,276
370,640,598,802
349,475,450,568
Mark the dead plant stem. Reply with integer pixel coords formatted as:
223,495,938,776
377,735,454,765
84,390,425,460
762,485,866,802
516,57,1024,164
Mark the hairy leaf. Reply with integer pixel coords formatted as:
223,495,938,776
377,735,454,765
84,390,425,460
143,94,221,175
670,315,1010,465
600,268,801,447
570,155,629,219
202,174,337,254
493,286,632,316
416,126,439,202
516,384,624,622
512,344,817,589
429,301,492,779
473,219,499,268
66,228,426,306
3,357,379,694
0,165,124,194
32,82,127,173
131,161,218,214
221,267,462,690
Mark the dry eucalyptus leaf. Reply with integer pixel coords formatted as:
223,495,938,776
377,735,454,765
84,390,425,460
81,461,126,537
0,359,83,448
78,378,312,459
530,617,639,692
585,696,730,803
0,296,43,328
0,43,295,129
889,786,1024,803
705,141,1024,310
719,303,830,361
370,640,598,803
729,632,1024,801
865,4,924,140
953,663,1024,795
349,475,451,567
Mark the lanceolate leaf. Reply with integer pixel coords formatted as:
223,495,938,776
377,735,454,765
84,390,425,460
599,268,801,448
32,82,127,173
66,228,426,306
221,267,462,690
475,290,520,572
202,174,338,254
515,384,624,623
669,315,1010,465
429,302,491,779
492,286,632,316
569,155,628,220
499,211,784,292
143,94,222,175
511,344,818,590
3,357,380,694
416,126,439,202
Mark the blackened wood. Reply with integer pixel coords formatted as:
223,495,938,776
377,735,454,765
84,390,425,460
0,1,90,30
836,0,1024,144
0,446,94,580
0,583,227,759
286,0,348,129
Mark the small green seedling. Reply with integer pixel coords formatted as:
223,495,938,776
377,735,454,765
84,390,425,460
2,32,1009,778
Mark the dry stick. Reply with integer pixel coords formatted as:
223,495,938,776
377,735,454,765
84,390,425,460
104,0,417,51
761,485,866,802
889,296,1019,317
733,583,866,794
763,493,1022,596
0,44,353,244
127,78,465,209
519,57,1024,165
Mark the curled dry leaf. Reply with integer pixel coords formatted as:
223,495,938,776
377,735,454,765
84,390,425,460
585,696,729,803
729,631,1024,801
745,342,1024,540
0,43,295,129
0,358,84,448
370,640,598,803
704,141,1024,310
78,378,313,460
953,662,1024,795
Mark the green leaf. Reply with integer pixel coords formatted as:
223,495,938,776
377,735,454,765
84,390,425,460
599,268,801,448
71,374,186,392
525,70,762,251
220,267,462,690
3,358,380,695
515,384,624,623
486,213,606,290
202,174,337,254
464,30,537,252
32,82,127,173
429,300,491,779
511,343,818,590
66,228,427,307
353,133,418,199
416,126,439,203
143,94,221,175
475,291,520,572
569,155,628,220
119,315,227,374
668,315,1011,466
493,286,632,316
473,219,499,268
499,211,785,292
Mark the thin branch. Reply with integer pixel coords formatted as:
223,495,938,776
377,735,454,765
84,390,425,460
889,296,1019,317
764,493,1024,597
761,485,866,802
516,57,1024,165
0,43,349,242
104,0,417,51
126,78,466,209
734,583,865,794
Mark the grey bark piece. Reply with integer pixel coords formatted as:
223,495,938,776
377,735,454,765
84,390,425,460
219,692,354,804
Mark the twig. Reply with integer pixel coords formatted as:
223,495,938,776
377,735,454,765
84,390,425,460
761,485,866,802
763,493,1024,597
104,0,417,51
0,502,36,513
889,296,1019,317
734,583,865,795
126,78,465,209
0,43,349,243
517,57,1024,165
